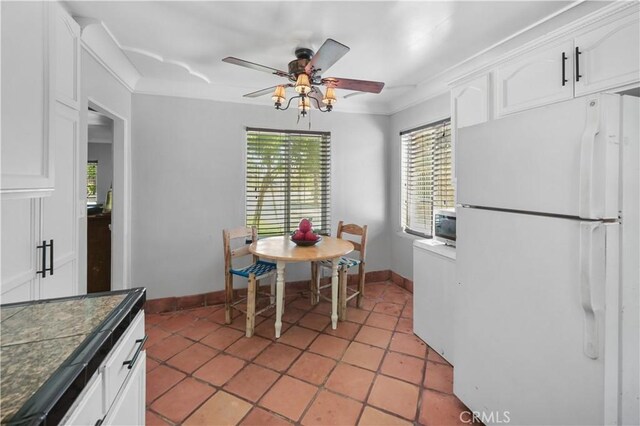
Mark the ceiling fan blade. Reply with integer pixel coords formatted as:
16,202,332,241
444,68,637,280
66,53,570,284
222,57,290,78
343,84,415,99
322,77,385,93
308,87,324,109
243,84,292,98
305,39,350,75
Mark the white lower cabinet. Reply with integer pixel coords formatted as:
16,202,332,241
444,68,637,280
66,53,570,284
62,311,146,425
413,239,456,365
103,353,146,426
66,372,104,425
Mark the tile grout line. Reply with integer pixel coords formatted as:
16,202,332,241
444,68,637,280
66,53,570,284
145,280,448,425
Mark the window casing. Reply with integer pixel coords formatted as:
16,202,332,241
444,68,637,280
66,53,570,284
401,119,454,237
246,128,331,237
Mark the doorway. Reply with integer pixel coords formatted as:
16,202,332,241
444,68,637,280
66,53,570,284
87,108,114,293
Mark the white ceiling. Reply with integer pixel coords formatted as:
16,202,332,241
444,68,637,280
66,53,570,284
65,1,580,113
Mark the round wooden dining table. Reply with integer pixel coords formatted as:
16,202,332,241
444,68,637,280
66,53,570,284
249,236,354,338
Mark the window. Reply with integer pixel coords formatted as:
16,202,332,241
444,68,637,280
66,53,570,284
246,128,330,237
87,161,98,204
401,119,454,237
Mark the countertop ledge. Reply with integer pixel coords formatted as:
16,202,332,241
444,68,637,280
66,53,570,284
0,288,146,426
413,238,457,260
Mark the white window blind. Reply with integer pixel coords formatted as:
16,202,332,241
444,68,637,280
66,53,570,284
246,128,331,237
401,119,454,237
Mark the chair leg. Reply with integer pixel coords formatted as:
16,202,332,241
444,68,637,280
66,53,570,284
357,264,365,308
310,262,319,305
246,275,257,338
338,267,348,321
225,273,233,324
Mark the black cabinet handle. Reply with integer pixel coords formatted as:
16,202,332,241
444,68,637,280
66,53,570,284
47,239,54,276
36,240,54,278
36,241,47,278
562,52,568,86
122,335,148,370
575,46,582,82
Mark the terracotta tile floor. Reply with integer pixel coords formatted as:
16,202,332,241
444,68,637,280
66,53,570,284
145,281,473,425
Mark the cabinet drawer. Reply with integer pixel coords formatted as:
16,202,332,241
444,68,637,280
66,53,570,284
103,310,145,411
64,371,104,425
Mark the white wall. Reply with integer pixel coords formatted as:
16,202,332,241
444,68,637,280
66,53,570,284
131,94,390,300
88,142,113,204
388,93,451,279
80,50,132,293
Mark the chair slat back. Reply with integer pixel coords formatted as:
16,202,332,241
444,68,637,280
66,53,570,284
336,221,368,262
223,227,257,272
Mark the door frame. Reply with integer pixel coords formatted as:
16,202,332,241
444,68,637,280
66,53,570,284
85,98,130,291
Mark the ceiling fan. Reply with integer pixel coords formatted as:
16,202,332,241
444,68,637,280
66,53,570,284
222,39,385,116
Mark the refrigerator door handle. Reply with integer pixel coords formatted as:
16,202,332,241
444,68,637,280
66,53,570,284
579,221,602,359
579,98,601,219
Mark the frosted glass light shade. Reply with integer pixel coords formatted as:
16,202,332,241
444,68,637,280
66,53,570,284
322,87,337,105
298,96,311,112
294,74,311,94
272,85,286,103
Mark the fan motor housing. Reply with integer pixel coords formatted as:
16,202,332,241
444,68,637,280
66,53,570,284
288,47,315,77
288,58,310,77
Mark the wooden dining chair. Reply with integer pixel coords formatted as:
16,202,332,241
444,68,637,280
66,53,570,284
310,221,368,321
223,227,276,337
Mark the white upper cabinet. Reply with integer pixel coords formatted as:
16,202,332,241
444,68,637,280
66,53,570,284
470,7,639,120
1,2,55,195
40,103,79,300
1,2,81,303
574,13,640,96
452,74,491,129
54,3,81,109
495,40,574,118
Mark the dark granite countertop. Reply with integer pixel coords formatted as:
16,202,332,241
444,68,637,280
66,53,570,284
0,288,146,425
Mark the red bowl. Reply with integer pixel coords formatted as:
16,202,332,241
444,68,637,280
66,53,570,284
290,235,322,246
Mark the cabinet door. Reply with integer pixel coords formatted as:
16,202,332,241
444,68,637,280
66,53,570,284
574,13,640,96
413,246,456,364
452,74,490,130
63,372,104,425
40,104,79,299
495,40,574,117
1,198,40,303
103,352,146,426
1,1,55,195
54,3,80,109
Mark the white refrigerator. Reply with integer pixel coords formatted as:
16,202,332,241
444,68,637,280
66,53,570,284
455,94,639,426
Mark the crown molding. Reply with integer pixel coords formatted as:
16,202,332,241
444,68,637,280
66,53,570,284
75,17,140,92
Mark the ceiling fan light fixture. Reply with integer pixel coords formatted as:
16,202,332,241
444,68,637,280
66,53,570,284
294,73,311,94
322,87,337,106
298,95,311,114
272,85,287,105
